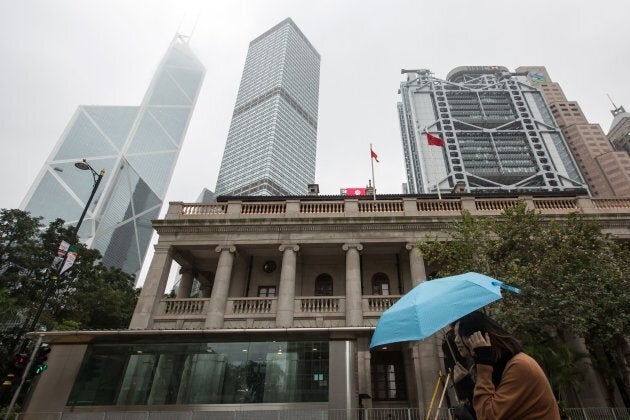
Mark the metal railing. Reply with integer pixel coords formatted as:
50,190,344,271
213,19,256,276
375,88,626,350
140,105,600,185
15,407,630,420
15,408,449,420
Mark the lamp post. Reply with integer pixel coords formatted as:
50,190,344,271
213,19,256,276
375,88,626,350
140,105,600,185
27,159,105,331
3,160,105,419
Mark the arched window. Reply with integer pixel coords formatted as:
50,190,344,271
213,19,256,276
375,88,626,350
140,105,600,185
314,274,333,296
371,273,390,296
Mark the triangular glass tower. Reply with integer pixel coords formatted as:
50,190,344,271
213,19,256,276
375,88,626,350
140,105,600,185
21,35,205,275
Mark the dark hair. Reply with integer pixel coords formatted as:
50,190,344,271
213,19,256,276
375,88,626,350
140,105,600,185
456,311,523,362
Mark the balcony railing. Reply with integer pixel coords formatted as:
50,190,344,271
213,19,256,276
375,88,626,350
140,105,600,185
172,196,630,219
226,297,277,316
155,295,399,327
296,296,344,314
162,298,207,316
363,295,401,314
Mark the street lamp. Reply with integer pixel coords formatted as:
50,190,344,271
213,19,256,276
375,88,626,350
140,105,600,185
28,159,105,331
4,160,105,418
71,159,105,243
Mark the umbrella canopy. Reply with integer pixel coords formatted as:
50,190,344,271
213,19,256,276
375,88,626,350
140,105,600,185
370,272,519,349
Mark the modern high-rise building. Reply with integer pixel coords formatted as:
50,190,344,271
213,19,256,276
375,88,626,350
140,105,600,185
607,105,630,154
397,66,587,195
215,18,320,196
21,35,205,275
515,66,630,197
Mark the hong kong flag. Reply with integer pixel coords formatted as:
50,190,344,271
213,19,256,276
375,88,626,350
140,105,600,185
341,188,367,196
426,132,445,147
370,149,379,162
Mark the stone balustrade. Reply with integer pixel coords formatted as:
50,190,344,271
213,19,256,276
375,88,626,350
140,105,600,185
169,196,630,219
162,298,208,316
362,295,401,314
154,295,395,328
296,296,345,314
226,297,277,316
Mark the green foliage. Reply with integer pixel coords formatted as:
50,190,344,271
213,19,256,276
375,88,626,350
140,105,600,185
418,203,630,398
0,208,140,375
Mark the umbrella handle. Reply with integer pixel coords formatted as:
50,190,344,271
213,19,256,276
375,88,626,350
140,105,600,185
434,371,452,420
425,371,443,420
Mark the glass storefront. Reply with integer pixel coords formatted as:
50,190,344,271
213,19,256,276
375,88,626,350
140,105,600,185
68,340,329,406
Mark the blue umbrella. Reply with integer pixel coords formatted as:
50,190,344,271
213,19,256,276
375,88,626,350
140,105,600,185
370,272,520,349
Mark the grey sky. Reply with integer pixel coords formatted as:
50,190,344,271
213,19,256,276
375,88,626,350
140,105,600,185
1,0,629,281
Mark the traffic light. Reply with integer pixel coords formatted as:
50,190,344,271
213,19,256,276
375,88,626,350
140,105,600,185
1,353,29,388
32,344,51,376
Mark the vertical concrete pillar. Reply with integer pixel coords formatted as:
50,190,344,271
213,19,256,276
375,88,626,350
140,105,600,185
411,336,442,412
22,344,88,414
329,340,357,412
564,332,609,406
276,244,299,328
129,244,173,329
406,243,428,287
176,268,194,298
356,337,373,409
205,245,236,329
343,243,363,327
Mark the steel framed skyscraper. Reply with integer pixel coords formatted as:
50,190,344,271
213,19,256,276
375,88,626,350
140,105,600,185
397,66,586,195
21,35,205,275
215,18,320,196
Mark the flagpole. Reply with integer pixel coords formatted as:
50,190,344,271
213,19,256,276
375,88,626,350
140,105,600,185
370,143,376,201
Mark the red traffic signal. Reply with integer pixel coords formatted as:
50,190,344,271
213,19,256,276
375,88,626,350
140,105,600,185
14,353,28,370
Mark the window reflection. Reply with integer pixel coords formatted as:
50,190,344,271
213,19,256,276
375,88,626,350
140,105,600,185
68,340,329,406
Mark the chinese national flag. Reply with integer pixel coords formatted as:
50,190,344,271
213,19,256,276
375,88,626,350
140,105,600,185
370,149,379,162
426,132,445,147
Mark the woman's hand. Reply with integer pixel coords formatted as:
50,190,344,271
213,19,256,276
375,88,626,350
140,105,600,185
453,362,469,383
467,331,491,349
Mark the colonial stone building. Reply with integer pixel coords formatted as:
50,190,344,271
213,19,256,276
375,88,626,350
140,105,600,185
22,194,630,418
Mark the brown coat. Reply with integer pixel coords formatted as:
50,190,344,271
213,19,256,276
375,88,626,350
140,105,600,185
473,352,561,420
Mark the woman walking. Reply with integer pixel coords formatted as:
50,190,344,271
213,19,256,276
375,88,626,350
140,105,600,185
453,311,561,420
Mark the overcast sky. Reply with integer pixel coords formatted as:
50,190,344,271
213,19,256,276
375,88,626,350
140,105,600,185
1,0,629,282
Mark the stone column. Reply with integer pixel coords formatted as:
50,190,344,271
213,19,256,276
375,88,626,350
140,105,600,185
176,268,194,298
329,340,357,411
205,245,236,329
129,244,173,329
276,244,299,328
343,243,363,326
406,243,428,287
410,336,442,412
356,337,373,409
564,332,609,406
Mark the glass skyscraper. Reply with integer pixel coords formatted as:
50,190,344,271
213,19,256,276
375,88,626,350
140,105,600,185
21,35,205,275
397,66,587,194
215,18,320,196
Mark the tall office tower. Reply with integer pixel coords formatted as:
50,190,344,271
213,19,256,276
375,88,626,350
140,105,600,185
21,35,205,274
516,67,630,197
397,66,587,195
215,18,320,196
607,104,630,154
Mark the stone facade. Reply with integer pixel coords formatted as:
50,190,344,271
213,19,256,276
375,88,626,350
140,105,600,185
22,194,630,416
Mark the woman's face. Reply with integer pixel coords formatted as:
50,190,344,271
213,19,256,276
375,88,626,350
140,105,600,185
453,321,472,358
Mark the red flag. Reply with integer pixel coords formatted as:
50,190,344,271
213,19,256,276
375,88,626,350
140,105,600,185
426,132,445,147
370,149,379,162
